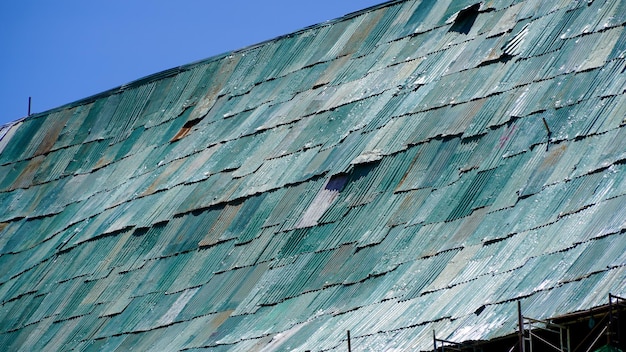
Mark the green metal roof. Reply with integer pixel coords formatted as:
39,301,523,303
1,0,626,350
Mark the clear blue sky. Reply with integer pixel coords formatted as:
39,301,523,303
0,0,384,126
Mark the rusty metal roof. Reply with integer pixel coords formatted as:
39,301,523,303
1,0,626,350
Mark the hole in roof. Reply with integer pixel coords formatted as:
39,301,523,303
351,160,380,181
474,305,486,316
449,3,481,34
325,173,349,192
171,117,202,142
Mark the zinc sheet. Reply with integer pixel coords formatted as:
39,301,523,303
1,0,626,351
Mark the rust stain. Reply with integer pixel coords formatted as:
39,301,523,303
338,8,385,58
320,243,354,276
210,309,234,330
140,158,186,197
12,155,45,189
94,150,115,170
198,202,243,247
34,110,72,157
540,143,567,168
395,148,422,192
468,98,487,118
170,117,201,142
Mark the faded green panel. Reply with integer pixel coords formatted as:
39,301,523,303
1,0,626,351
0,116,46,163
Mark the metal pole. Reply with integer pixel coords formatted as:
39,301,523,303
618,296,622,350
609,293,614,347
585,326,609,352
347,330,352,352
518,301,525,352
560,325,564,352
567,326,571,352
28,97,32,116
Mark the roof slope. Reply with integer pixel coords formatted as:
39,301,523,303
1,0,626,350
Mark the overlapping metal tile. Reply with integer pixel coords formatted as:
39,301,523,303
1,0,626,350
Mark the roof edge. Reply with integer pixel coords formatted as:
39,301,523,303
23,0,406,122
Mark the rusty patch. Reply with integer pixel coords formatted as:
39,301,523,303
198,202,244,247
93,150,116,170
12,155,45,189
210,309,234,330
540,143,567,168
34,110,72,157
338,8,385,58
170,118,201,142
140,158,187,197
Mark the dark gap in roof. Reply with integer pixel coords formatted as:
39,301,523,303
171,117,202,142
325,173,349,192
478,53,514,67
351,160,380,181
483,233,514,246
449,3,481,34
312,82,327,90
131,227,150,237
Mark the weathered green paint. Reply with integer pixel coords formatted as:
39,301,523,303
1,0,626,350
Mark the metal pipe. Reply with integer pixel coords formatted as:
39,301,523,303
528,331,561,351
584,326,608,352
519,301,525,352
567,325,571,352
609,293,613,346
347,330,352,352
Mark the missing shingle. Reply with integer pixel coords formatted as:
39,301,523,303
449,3,481,34
478,53,513,67
170,117,202,142
325,173,349,192
483,233,514,246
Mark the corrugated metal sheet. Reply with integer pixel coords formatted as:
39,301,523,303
1,0,626,351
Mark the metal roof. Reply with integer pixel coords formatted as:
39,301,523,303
1,0,626,350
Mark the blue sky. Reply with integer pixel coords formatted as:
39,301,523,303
0,0,384,126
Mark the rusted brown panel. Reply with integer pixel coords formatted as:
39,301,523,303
210,309,234,330
33,110,72,157
198,202,243,247
337,9,385,58
92,144,120,171
140,158,187,197
11,155,45,190
188,55,243,122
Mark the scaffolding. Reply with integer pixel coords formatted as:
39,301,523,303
433,330,483,352
431,294,625,352
608,294,625,349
